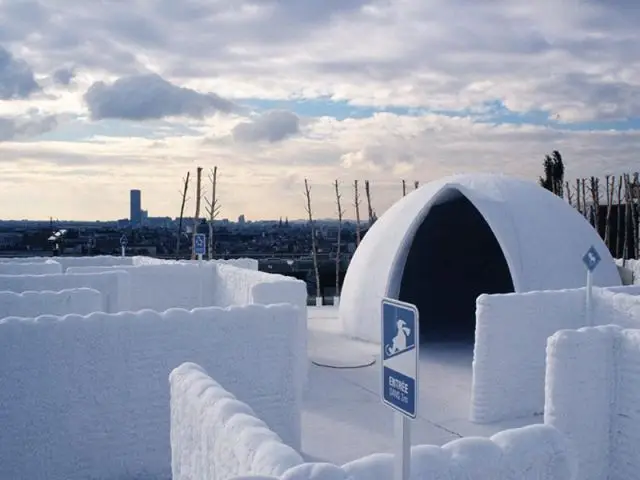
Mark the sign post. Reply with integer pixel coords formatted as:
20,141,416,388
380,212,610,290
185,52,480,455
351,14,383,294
582,245,601,326
194,233,207,307
381,297,419,480
120,235,128,257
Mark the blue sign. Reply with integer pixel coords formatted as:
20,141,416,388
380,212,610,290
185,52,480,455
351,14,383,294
582,245,601,273
120,235,128,246
381,297,419,419
194,233,206,256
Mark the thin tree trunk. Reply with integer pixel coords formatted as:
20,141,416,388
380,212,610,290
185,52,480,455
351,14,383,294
304,179,322,303
565,181,574,207
402,180,407,197
604,175,613,251
581,178,588,220
414,181,419,190
623,175,630,260
205,166,220,260
176,171,190,259
191,167,203,260
354,180,362,246
334,180,345,302
364,180,375,225
575,179,582,216
617,175,623,258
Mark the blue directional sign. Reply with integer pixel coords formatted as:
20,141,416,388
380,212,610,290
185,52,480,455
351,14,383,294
582,245,601,273
381,297,419,419
120,235,128,246
194,233,206,256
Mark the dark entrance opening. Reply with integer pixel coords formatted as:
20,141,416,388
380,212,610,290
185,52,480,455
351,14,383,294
398,193,514,343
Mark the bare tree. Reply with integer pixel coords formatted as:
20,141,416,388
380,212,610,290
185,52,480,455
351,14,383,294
581,178,588,220
204,166,221,260
414,181,419,190
304,179,322,304
565,181,574,207
402,180,407,197
575,178,582,216
176,171,190,259
589,176,600,230
353,180,362,246
617,175,624,258
191,166,203,260
364,180,376,224
334,180,345,303
604,175,614,251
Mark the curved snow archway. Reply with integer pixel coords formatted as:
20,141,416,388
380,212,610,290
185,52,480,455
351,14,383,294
339,173,622,344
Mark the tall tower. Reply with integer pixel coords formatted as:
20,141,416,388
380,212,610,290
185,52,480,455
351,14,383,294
130,189,142,227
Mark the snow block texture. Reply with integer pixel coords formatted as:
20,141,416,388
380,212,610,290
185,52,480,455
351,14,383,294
545,294,640,480
214,264,309,390
0,270,131,313
67,263,217,311
0,260,62,275
0,255,136,271
171,363,576,480
0,303,302,480
171,363,304,480
471,285,640,424
0,288,102,318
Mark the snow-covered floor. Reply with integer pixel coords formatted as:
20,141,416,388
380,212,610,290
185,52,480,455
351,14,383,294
302,306,539,465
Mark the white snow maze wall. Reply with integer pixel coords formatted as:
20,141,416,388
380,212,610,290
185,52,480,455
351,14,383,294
0,271,130,313
0,304,302,480
0,288,102,318
471,285,640,423
171,363,576,480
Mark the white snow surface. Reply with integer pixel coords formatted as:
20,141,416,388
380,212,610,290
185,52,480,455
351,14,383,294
0,259,62,275
340,173,621,343
472,285,640,424
0,304,303,480
0,270,131,312
545,292,640,480
172,361,576,480
0,287,102,318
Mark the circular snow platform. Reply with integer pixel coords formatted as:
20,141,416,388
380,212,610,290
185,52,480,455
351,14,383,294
311,354,376,369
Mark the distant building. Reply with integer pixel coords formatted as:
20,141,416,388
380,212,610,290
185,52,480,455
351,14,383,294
130,189,142,227
238,214,246,225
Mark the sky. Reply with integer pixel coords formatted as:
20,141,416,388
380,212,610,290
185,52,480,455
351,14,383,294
1,0,640,221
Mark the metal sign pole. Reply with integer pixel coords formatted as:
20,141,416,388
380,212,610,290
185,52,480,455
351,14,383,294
394,414,411,480
586,269,593,326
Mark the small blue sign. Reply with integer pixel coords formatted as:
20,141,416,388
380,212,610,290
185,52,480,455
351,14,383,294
120,235,128,246
381,297,419,419
582,246,601,273
194,233,206,256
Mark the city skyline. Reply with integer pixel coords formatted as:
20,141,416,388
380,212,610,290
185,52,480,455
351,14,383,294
1,1,640,221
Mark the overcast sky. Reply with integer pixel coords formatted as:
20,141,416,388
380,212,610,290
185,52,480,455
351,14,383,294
1,0,640,221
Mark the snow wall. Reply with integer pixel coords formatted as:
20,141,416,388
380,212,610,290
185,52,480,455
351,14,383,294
0,304,303,480
0,288,102,318
0,255,258,271
65,262,308,388
171,362,576,480
0,260,62,275
545,292,640,480
471,284,640,424
0,270,131,313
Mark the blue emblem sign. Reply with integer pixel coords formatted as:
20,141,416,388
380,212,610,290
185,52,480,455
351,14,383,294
381,297,419,419
120,235,128,246
194,233,206,256
582,245,601,273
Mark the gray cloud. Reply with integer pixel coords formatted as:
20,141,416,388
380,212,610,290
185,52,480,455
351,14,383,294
0,114,58,142
52,67,75,86
232,110,301,143
0,46,40,99
84,73,239,121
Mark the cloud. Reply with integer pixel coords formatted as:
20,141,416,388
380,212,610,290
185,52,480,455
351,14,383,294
83,73,239,121
232,110,301,143
52,67,75,86
0,46,40,100
0,113,58,142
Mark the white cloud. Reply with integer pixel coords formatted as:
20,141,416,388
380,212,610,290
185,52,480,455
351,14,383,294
0,0,639,220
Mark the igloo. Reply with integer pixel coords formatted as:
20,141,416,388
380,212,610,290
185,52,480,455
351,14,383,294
339,173,622,344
